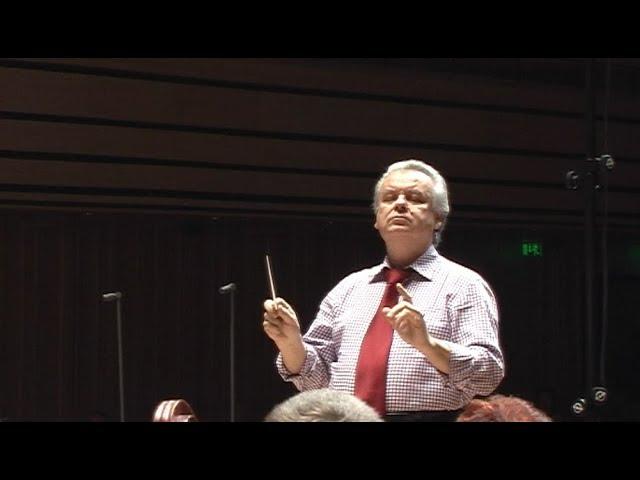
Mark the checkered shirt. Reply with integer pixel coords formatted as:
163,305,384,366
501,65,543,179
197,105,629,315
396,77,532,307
276,245,505,412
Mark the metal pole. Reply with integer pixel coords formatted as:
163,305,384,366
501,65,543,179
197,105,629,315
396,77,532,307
102,291,125,422
230,288,235,423
584,59,597,407
218,282,237,422
116,296,126,423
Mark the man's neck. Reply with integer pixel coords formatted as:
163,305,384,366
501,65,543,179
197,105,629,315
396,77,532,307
385,238,432,269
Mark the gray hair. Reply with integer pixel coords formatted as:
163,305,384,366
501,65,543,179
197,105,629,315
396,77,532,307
373,159,450,247
265,388,383,422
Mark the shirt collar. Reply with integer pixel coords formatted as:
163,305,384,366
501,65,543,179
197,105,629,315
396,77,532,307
370,244,440,282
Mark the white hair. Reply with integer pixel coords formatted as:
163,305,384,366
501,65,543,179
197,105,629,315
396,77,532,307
265,388,383,422
373,159,450,247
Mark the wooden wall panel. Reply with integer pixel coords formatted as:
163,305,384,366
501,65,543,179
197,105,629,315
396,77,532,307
0,158,372,200
1,157,638,219
3,58,592,113
0,66,590,154
0,117,585,179
0,59,638,224
2,117,619,191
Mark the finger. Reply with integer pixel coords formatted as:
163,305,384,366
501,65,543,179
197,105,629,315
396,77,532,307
396,283,412,303
275,298,299,323
399,310,427,335
263,321,282,339
384,310,399,327
381,307,394,326
264,299,280,316
277,301,295,318
264,298,290,320
395,311,418,333
390,311,411,330
385,304,398,318
400,301,422,316
385,301,410,318
263,312,280,325
263,317,285,332
273,298,292,317
275,297,293,310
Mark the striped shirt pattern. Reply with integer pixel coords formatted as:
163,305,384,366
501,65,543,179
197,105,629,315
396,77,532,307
276,245,505,412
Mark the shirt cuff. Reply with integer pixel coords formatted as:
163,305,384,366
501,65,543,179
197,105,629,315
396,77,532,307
442,341,476,389
276,345,312,381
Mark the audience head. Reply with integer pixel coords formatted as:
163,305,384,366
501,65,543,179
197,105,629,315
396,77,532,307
265,388,383,422
457,394,552,422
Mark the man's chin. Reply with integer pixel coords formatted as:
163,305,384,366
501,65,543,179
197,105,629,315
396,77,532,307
383,227,414,236
381,228,432,241
386,223,412,231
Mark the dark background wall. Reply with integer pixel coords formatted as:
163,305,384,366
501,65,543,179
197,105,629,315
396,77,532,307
0,58,638,421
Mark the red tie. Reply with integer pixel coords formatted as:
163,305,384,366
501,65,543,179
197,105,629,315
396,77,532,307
354,268,410,416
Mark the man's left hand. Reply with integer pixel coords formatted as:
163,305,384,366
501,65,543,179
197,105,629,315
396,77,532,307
383,283,431,350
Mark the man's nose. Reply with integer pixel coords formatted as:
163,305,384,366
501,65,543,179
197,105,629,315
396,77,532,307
394,194,408,209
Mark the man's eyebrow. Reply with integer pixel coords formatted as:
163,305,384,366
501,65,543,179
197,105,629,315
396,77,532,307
382,187,424,193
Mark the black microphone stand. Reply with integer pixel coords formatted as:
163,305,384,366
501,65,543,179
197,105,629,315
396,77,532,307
566,59,613,418
219,283,237,422
102,291,125,422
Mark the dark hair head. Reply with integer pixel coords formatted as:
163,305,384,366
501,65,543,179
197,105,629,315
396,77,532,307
457,395,552,422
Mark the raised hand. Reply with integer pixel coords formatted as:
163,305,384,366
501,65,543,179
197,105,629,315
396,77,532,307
263,297,301,345
382,283,430,350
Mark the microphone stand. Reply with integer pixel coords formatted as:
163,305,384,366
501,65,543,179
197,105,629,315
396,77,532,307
566,59,613,418
219,283,237,422
102,291,125,422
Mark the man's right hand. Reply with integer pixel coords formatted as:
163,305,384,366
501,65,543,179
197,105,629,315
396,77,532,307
263,298,306,374
263,297,302,345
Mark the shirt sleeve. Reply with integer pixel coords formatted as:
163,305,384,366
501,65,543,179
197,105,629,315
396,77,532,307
275,281,343,391
444,275,505,396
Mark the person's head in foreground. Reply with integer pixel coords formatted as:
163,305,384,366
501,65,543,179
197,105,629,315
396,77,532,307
456,394,552,422
265,388,384,422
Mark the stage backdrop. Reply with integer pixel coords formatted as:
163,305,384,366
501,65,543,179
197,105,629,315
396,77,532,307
0,58,638,421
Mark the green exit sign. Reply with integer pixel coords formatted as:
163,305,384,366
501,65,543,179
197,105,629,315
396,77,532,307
522,242,543,257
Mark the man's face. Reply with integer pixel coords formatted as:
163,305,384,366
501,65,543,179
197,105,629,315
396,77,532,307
374,169,441,243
